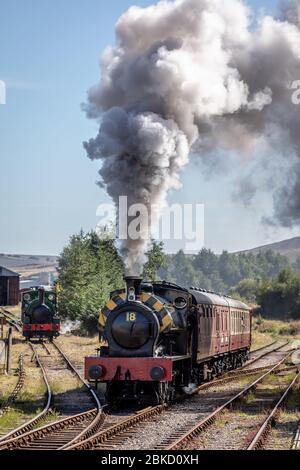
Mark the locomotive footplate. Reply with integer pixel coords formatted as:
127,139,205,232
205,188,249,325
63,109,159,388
85,355,190,383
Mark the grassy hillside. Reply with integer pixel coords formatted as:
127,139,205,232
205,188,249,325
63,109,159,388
0,254,58,280
237,237,300,262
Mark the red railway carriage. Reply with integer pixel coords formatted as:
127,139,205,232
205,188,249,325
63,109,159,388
190,290,251,380
85,278,251,404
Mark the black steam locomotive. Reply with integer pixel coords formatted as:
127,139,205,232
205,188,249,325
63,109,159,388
21,287,60,340
85,277,251,405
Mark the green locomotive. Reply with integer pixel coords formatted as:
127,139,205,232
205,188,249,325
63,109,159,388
21,287,60,340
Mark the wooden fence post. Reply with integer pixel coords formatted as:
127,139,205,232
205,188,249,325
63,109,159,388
0,339,5,374
5,327,13,375
0,316,4,340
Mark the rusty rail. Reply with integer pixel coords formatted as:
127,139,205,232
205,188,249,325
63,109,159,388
67,351,293,451
249,341,277,355
0,308,22,333
0,355,25,415
52,340,103,449
242,341,289,370
0,341,104,450
292,421,300,450
162,351,293,450
0,343,52,444
247,370,300,450
66,405,166,450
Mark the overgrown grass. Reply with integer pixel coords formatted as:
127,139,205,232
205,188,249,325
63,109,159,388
251,317,300,351
284,381,300,409
50,379,84,394
0,373,18,404
243,390,256,404
0,409,27,431
253,317,300,338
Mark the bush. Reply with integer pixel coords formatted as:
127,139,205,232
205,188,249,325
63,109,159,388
256,268,300,320
57,231,124,335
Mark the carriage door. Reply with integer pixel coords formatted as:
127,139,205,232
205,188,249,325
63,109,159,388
219,309,225,352
215,307,220,354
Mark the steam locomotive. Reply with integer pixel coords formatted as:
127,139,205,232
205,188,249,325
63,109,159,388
85,277,251,405
21,287,60,340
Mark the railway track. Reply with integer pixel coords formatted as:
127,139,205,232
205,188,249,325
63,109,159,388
66,346,294,450
243,341,289,369
191,341,291,392
0,355,25,416
0,342,52,445
202,341,289,388
0,324,292,451
292,421,300,450
0,308,22,333
161,351,294,450
0,340,104,450
249,340,277,357
246,370,300,450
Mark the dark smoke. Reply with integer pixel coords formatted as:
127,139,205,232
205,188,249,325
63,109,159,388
84,0,300,273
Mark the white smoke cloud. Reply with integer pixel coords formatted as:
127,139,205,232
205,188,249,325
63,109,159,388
84,0,300,273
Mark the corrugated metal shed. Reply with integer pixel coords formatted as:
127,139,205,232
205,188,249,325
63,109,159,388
0,266,20,277
0,266,20,306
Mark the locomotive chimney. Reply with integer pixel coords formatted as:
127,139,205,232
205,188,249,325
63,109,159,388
124,276,143,301
38,287,45,304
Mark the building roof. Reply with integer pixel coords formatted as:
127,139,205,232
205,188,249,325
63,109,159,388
0,266,20,277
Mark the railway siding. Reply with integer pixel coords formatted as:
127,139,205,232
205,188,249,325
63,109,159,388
66,348,295,451
0,341,104,450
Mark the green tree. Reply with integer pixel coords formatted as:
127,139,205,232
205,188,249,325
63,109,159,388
57,230,123,334
193,249,218,275
256,268,300,319
293,256,300,273
229,278,258,303
143,240,167,281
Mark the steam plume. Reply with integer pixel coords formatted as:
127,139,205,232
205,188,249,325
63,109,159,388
84,0,300,274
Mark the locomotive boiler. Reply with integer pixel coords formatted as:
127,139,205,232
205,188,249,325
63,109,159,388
85,277,251,405
21,286,60,340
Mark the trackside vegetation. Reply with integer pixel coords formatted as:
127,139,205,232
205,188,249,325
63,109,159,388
57,232,300,332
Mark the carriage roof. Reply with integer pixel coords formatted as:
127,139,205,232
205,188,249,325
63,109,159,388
188,288,250,310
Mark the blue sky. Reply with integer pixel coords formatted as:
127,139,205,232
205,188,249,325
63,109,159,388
0,0,298,256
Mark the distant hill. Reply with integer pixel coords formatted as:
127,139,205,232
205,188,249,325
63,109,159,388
0,254,58,279
237,237,300,262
